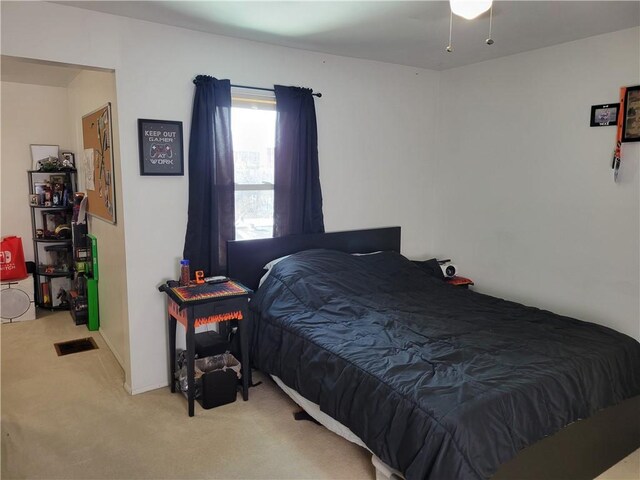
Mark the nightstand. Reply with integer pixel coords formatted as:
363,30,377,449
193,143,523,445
159,280,252,417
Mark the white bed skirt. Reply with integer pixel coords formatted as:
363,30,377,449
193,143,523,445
271,375,404,480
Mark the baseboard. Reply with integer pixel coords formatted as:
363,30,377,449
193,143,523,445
97,329,168,395
98,328,125,369
129,381,169,395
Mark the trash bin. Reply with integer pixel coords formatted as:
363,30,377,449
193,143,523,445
176,352,241,409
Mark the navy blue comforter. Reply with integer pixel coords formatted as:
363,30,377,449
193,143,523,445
250,250,640,479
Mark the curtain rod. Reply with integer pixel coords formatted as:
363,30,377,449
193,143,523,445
191,78,322,97
232,84,322,98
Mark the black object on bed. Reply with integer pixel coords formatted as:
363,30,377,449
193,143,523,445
249,249,640,480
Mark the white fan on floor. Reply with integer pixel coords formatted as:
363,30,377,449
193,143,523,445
1,275,36,323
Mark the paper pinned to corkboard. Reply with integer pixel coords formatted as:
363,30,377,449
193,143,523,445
82,103,116,224
83,148,95,190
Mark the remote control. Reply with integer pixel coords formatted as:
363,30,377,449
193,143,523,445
204,276,229,284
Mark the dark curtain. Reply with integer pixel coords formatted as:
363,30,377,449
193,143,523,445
273,85,325,237
183,75,234,276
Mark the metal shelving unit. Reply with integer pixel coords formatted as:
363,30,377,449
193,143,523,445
27,169,77,309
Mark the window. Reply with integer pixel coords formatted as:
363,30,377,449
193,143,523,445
231,94,276,240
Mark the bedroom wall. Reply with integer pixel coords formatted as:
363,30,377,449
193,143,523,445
67,69,131,381
1,1,439,393
0,81,73,263
434,27,640,340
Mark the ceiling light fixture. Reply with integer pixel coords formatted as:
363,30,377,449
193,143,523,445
450,0,492,20
446,0,495,53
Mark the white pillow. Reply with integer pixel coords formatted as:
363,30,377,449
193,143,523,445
259,255,291,287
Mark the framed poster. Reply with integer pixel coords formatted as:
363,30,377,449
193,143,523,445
590,103,619,127
82,103,116,224
622,85,640,142
137,119,184,175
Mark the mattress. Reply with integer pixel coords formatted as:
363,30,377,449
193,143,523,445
271,374,403,480
250,249,640,480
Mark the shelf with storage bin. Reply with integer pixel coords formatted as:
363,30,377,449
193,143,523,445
37,271,74,278
27,169,77,310
33,239,72,244
30,206,72,211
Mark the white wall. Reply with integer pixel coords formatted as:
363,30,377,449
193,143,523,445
0,81,72,262
3,2,636,395
434,28,640,340
1,1,439,393
67,70,131,382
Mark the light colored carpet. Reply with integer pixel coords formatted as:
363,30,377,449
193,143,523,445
1,311,372,479
1,312,638,479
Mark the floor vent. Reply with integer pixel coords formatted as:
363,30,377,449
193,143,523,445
54,337,98,357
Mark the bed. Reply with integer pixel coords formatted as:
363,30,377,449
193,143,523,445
227,227,640,480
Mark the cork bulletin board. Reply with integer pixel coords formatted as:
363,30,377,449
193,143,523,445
82,103,116,224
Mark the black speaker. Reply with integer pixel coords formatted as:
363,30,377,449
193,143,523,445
194,331,229,358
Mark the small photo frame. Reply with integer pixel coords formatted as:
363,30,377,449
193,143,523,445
60,151,75,169
622,85,640,142
29,194,40,206
50,175,66,185
30,144,59,170
590,104,619,127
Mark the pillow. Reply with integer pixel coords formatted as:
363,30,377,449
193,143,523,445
259,255,291,287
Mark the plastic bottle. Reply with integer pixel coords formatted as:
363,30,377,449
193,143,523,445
180,259,190,286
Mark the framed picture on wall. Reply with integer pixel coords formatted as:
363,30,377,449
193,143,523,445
137,119,184,176
590,103,619,127
622,85,640,142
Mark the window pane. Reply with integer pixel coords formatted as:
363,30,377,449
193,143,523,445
232,107,276,185
235,189,274,240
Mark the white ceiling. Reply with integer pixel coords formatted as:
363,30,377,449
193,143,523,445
54,1,640,70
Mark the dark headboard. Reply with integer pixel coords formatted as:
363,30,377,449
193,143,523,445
227,227,401,290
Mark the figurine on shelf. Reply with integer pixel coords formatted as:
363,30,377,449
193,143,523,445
54,224,71,239
60,152,75,170
63,183,72,206
36,156,62,172
50,177,65,206
43,181,52,204
56,287,69,307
